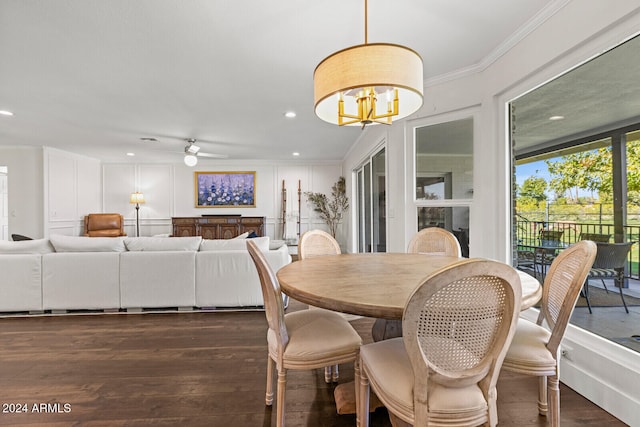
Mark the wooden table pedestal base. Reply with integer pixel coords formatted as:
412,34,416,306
334,381,383,415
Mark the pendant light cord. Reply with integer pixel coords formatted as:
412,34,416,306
364,0,368,44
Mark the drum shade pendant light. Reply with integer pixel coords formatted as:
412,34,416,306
314,0,423,127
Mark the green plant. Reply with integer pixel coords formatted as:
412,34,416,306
304,177,349,238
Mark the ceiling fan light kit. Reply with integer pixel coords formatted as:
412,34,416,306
184,154,198,167
313,0,423,127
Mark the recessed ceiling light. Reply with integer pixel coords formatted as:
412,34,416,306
292,152,300,156
0,110,14,116
284,111,296,118
549,115,564,121
126,152,135,157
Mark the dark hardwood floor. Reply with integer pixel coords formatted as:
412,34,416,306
0,301,626,426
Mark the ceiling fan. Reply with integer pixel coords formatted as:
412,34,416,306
183,138,228,166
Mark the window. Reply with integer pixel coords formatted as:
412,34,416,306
414,117,473,256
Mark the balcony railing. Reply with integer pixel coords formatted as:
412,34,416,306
515,218,640,279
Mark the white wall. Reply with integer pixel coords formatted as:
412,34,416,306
44,147,102,236
0,146,44,239
342,1,640,424
102,160,343,240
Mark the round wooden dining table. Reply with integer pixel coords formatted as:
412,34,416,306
276,252,542,417
276,252,542,319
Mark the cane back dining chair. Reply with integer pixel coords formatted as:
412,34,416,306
246,240,361,427
298,229,344,383
584,241,634,313
502,240,596,427
357,258,522,427
407,227,462,257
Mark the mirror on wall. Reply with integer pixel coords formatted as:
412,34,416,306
510,34,640,353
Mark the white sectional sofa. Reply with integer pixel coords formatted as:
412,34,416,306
0,235,291,314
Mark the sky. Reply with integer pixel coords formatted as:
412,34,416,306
516,159,593,198
515,160,550,187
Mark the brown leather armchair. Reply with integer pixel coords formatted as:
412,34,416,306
84,213,127,237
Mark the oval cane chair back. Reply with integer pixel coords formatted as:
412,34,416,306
503,240,596,427
298,229,341,259
538,240,597,345
407,227,462,257
247,240,289,353
297,228,344,383
247,240,361,427
358,258,521,427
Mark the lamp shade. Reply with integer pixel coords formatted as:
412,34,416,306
314,43,423,126
129,192,145,204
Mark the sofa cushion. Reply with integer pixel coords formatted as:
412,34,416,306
0,238,54,254
50,235,126,252
199,236,269,252
125,236,202,251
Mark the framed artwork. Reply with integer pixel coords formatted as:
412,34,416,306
195,171,256,207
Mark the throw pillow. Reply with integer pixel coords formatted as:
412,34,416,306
124,236,202,251
11,234,33,241
0,238,54,254
199,236,270,252
233,232,249,239
50,235,126,252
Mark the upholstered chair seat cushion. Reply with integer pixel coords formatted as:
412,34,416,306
361,337,487,420
267,309,361,367
504,319,556,373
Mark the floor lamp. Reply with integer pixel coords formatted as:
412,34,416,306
129,192,145,237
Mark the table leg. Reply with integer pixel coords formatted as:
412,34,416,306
334,319,401,415
372,318,402,341
334,381,383,415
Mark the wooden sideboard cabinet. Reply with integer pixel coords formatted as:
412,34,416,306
172,216,265,239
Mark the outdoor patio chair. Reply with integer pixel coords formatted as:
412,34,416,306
533,229,565,279
584,241,635,313
579,232,612,243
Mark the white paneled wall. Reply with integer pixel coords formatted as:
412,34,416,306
102,162,343,239
44,148,102,236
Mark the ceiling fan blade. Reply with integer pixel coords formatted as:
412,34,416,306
197,152,229,159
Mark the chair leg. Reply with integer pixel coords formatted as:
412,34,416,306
324,366,332,383
616,280,630,313
265,356,274,405
354,358,361,427
582,283,593,314
537,376,548,417
600,278,610,293
358,363,370,427
548,375,560,427
276,368,287,427
332,364,339,382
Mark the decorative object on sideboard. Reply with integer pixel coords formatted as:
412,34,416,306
313,0,423,128
281,179,287,240
129,192,145,237
304,177,349,238
281,179,302,244
195,171,256,207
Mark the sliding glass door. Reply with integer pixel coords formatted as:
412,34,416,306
356,147,386,253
